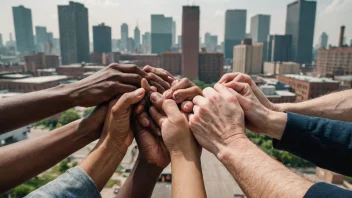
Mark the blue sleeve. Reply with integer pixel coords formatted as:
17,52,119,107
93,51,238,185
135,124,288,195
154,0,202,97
273,112,352,176
304,182,352,198
25,167,101,198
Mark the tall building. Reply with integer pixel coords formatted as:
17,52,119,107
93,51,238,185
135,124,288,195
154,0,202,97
204,32,218,52
319,32,328,49
58,1,89,65
178,35,182,46
224,10,247,59
161,52,182,75
93,23,112,53
267,35,292,62
121,23,129,51
12,5,35,53
127,38,135,52
182,6,200,79
0,33,3,47
35,26,48,52
142,32,151,54
134,26,141,50
199,52,224,83
172,21,176,46
285,0,316,64
151,15,173,54
250,14,271,43
233,39,263,74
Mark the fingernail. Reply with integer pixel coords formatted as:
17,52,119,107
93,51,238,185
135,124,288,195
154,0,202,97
150,93,158,102
164,90,171,98
174,93,181,100
168,76,174,80
184,104,189,109
136,88,145,96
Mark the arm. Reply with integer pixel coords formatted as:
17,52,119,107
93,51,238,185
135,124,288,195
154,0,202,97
0,106,106,193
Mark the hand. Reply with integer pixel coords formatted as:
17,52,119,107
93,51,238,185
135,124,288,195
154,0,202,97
101,88,146,154
149,92,199,156
188,84,247,158
67,64,170,107
143,65,175,85
219,73,279,111
81,104,109,139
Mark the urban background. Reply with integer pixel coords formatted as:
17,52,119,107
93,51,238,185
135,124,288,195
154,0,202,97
0,0,352,197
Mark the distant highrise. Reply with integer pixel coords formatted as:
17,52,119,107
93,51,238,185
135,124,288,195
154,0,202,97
250,14,270,43
224,10,247,59
47,32,54,42
142,32,151,54
35,26,48,52
319,32,328,49
58,1,89,65
0,33,3,47
350,39,352,47
134,26,141,50
151,15,172,54
178,35,182,46
127,37,135,52
286,0,316,64
121,23,129,51
12,5,35,53
182,6,200,79
93,23,112,53
172,21,176,46
204,32,218,52
267,35,292,62
233,39,263,74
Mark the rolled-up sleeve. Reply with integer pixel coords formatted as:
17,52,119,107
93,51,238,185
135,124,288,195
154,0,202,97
304,182,352,198
272,112,352,176
25,167,101,198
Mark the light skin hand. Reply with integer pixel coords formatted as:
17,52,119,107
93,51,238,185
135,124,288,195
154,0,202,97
164,78,202,107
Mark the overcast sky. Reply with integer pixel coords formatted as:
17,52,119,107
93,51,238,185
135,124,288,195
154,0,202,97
0,0,351,46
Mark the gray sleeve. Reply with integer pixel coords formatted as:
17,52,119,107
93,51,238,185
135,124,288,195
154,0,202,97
25,167,101,198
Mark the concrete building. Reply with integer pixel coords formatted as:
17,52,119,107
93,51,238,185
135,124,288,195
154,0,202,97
277,74,339,102
58,1,89,65
24,53,60,73
161,52,182,76
0,33,3,47
224,10,247,59
134,26,141,51
319,32,328,49
267,35,292,62
285,0,316,64
263,62,300,75
35,26,48,52
204,33,218,52
260,85,296,103
93,23,112,53
12,5,35,53
199,52,224,83
142,32,151,54
233,39,263,74
172,21,176,46
151,15,173,54
182,6,200,79
121,23,128,51
317,26,352,76
250,14,270,43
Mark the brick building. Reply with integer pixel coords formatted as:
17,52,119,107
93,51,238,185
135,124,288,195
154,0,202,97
24,53,59,74
120,54,161,67
160,52,182,76
277,74,339,102
199,52,224,83
89,52,103,64
0,64,24,73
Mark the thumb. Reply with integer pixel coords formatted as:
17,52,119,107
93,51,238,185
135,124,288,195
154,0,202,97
236,94,253,112
113,88,146,113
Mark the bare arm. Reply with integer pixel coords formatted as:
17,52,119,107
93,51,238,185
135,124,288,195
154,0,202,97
0,105,106,193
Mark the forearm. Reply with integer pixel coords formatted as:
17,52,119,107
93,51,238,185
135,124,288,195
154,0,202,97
276,89,352,122
171,150,206,198
116,158,163,198
0,119,98,193
218,139,313,198
79,136,125,191
0,84,75,134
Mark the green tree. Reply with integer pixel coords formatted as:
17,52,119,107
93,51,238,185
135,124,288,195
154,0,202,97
59,159,70,174
83,107,95,117
12,184,34,197
58,109,81,126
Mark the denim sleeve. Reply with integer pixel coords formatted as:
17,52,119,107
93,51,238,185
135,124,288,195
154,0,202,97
25,167,101,198
273,112,352,176
304,182,352,198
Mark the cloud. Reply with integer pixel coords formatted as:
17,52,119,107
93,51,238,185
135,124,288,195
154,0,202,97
214,10,225,17
320,0,351,16
79,0,120,7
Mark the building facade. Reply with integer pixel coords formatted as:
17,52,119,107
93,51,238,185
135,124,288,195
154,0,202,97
121,23,128,51
12,5,35,53
151,15,173,54
24,53,60,73
199,52,224,83
58,2,89,65
35,26,48,53
317,47,352,76
264,62,300,75
267,35,292,62
250,14,270,43
172,21,176,46
160,52,182,76
142,32,151,54
134,26,141,50
224,10,247,59
319,32,328,49
93,23,111,54
285,0,316,64
233,39,263,74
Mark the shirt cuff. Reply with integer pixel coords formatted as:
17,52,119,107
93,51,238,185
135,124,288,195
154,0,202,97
304,182,352,198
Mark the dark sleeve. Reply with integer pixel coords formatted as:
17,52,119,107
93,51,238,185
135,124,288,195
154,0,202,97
273,112,352,176
304,182,352,198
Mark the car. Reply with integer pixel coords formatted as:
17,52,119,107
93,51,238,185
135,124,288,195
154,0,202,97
158,173,172,183
113,186,120,194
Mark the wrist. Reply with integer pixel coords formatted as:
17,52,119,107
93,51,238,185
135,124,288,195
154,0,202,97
52,83,77,107
98,135,128,158
169,139,201,159
135,157,164,175
266,111,287,140
217,138,253,165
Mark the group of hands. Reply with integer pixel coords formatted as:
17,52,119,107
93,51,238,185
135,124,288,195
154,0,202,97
77,63,281,170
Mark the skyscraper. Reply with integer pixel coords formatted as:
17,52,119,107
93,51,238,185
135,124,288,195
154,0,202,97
58,1,89,65
286,0,316,64
134,26,141,50
319,32,328,49
267,35,292,62
233,39,263,74
12,5,35,53
121,23,129,51
250,14,271,43
204,32,218,52
224,10,247,59
93,23,112,53
182,6,200,79
178,35,182,46
151,15,173,54
35,26,48,52
172,21,176,46
0,33,3,47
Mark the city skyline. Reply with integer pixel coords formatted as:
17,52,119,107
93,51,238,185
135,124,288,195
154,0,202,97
0,0,351,46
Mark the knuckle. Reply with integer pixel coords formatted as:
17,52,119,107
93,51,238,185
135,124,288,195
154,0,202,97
226,95,238,103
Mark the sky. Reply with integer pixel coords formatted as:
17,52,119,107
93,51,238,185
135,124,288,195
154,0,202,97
0,0,351,46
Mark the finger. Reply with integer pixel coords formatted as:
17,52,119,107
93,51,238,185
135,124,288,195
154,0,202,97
113,64,148,78
150,86,157,92
113,88,145,112
173,86,202,104
148,119,162,136
202,87,218,99
150,81,166,93
214,83,239,104
141,78,151,93
150,92,165,110
162,99,182,118
164,78,194,99
193,105,200,115
147,73,170,90
181,101,194,113
143,65,173,82
218,73,240,84
113,83,138,94
149,106,167,128
138,112,150,127
134,100,145,115
225,81,251,96
236,94,253,111
110,72,143,86
192,95,207,106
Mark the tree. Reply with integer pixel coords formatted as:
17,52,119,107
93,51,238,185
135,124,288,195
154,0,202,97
83,107,95,117
58,109,81,126
59,159,70,174
12,184,34,197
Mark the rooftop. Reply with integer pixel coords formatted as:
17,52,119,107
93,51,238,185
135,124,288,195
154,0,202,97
283,74,337,83
0,74,31,79
276,90,296,97
334,75,352,81
0,90,22,98
9,76,69,84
